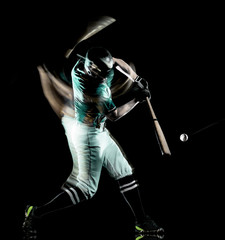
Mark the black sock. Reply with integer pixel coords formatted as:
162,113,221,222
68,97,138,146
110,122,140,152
34,186,86,217
117,175,146,223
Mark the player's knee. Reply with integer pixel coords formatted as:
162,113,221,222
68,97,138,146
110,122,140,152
87,187,98,199
71,179,99,200
75,184,98,200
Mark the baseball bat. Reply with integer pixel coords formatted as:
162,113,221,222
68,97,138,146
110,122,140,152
115,65,171,156
146,97,171,156
65,16,116,58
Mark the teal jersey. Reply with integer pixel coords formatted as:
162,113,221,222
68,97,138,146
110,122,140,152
71,59,116,127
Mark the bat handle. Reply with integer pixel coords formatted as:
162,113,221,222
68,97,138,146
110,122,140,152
146,97,157,119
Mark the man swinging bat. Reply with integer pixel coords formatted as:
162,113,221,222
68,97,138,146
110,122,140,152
22,13,169,239
22,46,165,240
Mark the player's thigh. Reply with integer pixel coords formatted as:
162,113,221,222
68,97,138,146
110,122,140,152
103,134,133,179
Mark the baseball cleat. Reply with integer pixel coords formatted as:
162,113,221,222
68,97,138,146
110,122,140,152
22,205,38,239
135,216,164,239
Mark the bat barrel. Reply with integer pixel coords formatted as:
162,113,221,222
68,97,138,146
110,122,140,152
146,97,171,156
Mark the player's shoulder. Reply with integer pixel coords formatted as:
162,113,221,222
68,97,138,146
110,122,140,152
96,83,111,100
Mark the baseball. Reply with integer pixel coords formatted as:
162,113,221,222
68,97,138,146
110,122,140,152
180,133,188,142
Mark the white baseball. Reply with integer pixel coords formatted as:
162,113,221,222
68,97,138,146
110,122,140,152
180,133,188,142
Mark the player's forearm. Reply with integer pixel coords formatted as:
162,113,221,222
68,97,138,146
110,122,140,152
106,98,139,121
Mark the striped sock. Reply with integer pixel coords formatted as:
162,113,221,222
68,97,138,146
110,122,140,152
61,185,87,205
34,186,86,217
118,175,146,223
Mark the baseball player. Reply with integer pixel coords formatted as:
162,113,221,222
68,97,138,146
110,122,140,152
22,47,164,240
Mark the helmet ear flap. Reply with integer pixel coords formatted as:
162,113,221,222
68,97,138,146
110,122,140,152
86,69,92,76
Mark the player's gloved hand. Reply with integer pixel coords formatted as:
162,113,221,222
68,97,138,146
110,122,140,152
134,76,151,102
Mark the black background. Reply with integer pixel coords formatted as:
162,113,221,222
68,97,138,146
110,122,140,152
3,2,225,240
